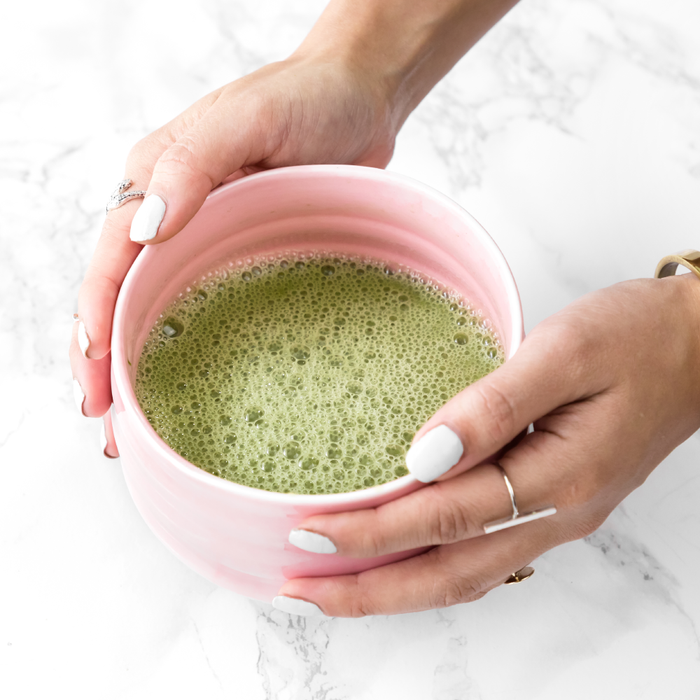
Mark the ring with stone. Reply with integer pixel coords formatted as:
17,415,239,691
106,179,147,214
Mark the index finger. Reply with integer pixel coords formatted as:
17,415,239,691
75,88,230,360
77,206,144,360
76,133,171,360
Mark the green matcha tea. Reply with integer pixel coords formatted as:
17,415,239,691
135,255,503,494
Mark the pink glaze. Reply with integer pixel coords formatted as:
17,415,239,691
111,165,524,602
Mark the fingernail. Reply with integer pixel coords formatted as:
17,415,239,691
100,421,120,458
98,422,115,459
129,194,166,242
289,529,337,554
272,596,325,617
73,378,85,415
77,320,90,358
405,425,464,483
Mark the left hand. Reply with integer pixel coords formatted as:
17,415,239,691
69,53,400,447
277,274,700,616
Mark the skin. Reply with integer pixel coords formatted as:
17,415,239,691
71,0,520,438
280,276,700,615
69,0,700,614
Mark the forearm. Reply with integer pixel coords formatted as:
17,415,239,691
293,0,520,128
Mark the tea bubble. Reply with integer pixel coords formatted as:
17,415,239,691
326,445,343,459
135,254,503,495
299,457,319,471
163,318,184,338
284,442,302,460
291,346,311,361
385,444,404,457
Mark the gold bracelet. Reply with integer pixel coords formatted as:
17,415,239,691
655,249,700,280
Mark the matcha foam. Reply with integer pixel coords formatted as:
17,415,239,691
135,255,504,495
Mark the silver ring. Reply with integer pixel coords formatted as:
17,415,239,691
496,464,519,519
106,179,146,213
483,463,557,534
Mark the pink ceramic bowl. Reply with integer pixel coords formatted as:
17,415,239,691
111,165,523,603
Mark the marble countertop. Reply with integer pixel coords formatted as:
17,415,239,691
2,0,700,697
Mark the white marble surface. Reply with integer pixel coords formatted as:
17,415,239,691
2,0,700,697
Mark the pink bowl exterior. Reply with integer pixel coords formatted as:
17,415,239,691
111,165,524,602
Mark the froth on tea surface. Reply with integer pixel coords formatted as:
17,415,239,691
135,255,503,495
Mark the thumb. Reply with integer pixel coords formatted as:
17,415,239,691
405,328,589,483
128,103,258,244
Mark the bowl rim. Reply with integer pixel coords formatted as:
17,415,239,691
111,164,524,506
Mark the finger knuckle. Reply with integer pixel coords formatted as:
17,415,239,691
551,321,600,379
357,521,387,558
530,320,590,374
157,139,215,188
126,134,163,165
427,493,473,544
430,576,484,609
126,136,149,163
568,510,607,541
348,594,376,618
559,467,606,512
474,383,518,443
345,578,377,618
127,127,175,169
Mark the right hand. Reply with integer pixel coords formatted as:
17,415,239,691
69,54,400,455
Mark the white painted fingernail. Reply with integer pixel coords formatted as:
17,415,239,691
289,529,337,554
272,596,325,617
77,320,90,358
129,194,166,242
99,422,108,453
73,378,85,415
405,425,464,483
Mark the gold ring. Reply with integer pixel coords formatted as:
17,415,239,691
483,464,557,534
654,249,700,281
504,566,535,585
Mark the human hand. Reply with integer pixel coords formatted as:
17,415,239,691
69,0,525,454
69,53,400,453
276,274,700,617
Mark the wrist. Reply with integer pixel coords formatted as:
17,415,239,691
669,273,700,415
683,271,700,367
291,0,520,130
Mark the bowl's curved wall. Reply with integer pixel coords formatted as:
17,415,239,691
111,165,523,602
